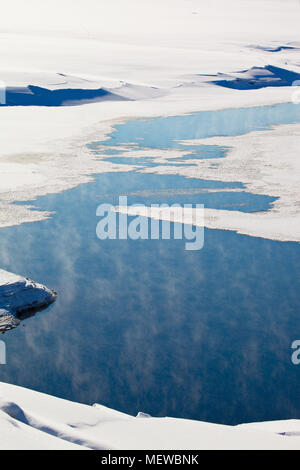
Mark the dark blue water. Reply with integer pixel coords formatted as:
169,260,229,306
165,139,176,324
0,103,300,425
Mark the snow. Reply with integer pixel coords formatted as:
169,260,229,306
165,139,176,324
211,65,300,90
0,410,84,450
0,269,56,332
0,0,299,239
0,381,300,450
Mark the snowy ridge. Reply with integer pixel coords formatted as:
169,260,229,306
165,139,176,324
0,73,165,107
0,269,56,332
0,382,300,450
211,65,300,90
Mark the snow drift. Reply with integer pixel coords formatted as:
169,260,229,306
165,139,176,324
0,381,300,450
212,65,300,90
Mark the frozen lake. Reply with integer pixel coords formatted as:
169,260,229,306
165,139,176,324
0,103,300,425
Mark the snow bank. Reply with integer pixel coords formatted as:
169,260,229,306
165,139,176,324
0,381,300,450
0,269,56,332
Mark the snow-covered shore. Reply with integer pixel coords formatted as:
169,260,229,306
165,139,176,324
0,381,300,450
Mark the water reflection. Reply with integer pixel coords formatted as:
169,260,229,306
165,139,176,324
101,102,300,148
0,172,299,425
0,103,300,425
